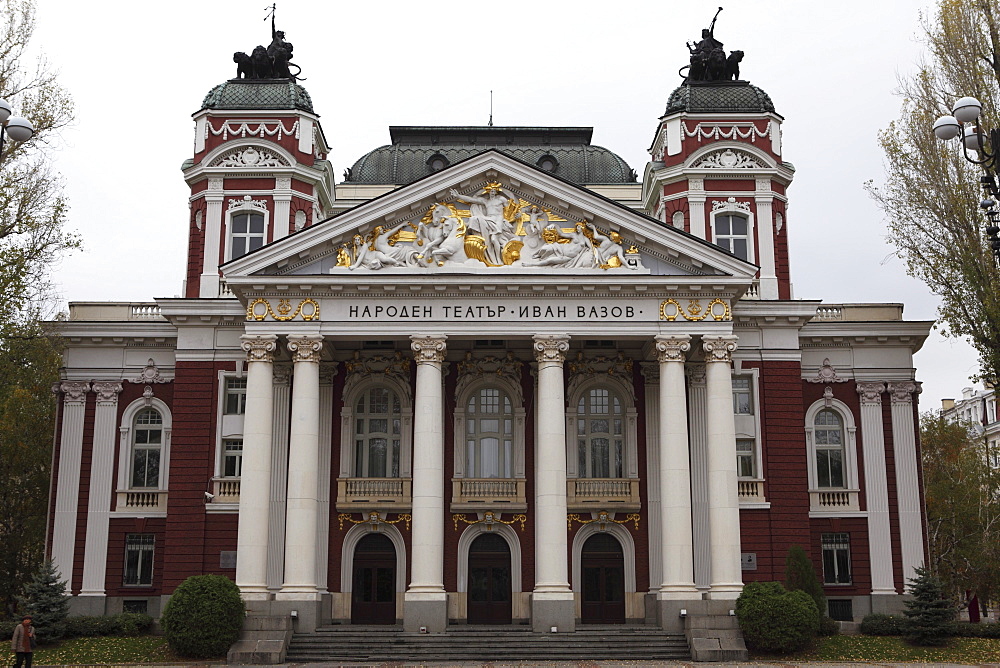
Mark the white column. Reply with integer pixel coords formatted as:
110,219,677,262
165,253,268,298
686,365,711,590
858,382,897,594
316,366,337,593
702,335,743,599
236,334,277,598
405,335,448,632
274,177,292,240
640,362,662,592
279,334,324,598
754,179,778,299
80,382,123,597
532,334,575,632
266,366,292,591
887,381,924,584
656,335,697,597
51,381,89,587
689,181,707,239
199,178,224,297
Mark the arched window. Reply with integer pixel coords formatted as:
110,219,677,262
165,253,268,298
131,408,163,488
577,387,624,478
814,408,845,488
466,387,513,479
354,386,401,478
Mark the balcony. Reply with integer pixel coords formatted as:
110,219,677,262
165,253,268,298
737,480,766,504
809,489,861,513
212,478,241,503
115,490,168,513
567,478,640,511
336,477,411,511
451,478,527,511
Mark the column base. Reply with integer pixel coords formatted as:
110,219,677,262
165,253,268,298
657,586,699,600
707,583,743,600
239,589,274,601
275,589,322,601
531,592,576,633
655,598,702,633
69,594,107,616
403,592,448,633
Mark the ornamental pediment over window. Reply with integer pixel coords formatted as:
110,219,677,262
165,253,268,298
210,145,290,168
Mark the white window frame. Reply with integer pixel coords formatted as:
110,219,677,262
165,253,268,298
733,369,763,481
566,375,638,480
710,208,754,263
225,201,270,262
804,398,860,492
215,372,246,478
821,532,852,585
339,376,413,479
117,397,172,492
453,374,525,480
123,533,156,587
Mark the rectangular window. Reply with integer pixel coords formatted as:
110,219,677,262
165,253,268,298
732,377,753,415
736,439,756,477
224,378,247,415
821,533,851,585
223,439,243,477
124,534,155,586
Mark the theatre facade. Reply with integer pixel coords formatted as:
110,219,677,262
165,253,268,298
50,22,931,637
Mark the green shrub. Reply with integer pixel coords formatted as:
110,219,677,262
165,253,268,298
903,566,954,646
65,615,117,637
818,615,841,636
161,575,245,658
948,621,1000,638
861,613,909,636
114,612,152,637
736,581,820,652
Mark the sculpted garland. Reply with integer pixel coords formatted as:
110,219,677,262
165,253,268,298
336,182,644,272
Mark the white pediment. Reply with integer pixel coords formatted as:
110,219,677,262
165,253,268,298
222,151,757,283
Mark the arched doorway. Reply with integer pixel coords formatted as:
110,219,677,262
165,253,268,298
467,533,512,624
580,533,625,624
351,533,396,624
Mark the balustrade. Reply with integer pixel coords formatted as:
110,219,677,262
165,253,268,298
336,477,411,511
566,478,640,511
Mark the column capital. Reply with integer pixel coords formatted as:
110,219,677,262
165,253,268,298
857,381,886,405
411,335,447,364
686,363,707,385
887,381,921,405
287,334,324,364
92,381,123,404
533,334,570,364
655,334,691,363
273,364,292,386
639,361,659,383
241,334,278,363
701,335,738,363
59,381,90,403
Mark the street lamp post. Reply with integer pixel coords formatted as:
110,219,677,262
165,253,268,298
933,96,1000,266
0,97,35,160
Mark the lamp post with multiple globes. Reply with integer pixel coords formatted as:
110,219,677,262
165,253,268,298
0,96,34,161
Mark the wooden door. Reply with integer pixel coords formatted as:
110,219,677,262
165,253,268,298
580,533,625,624
351,533,396,625
467,533,512,624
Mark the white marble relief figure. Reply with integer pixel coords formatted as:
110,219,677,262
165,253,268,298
350,223,420,270
423,204,467,265
588,223,628,268
525,222,596,267
449,186,514,265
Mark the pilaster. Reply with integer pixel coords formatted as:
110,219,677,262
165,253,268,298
80,381,123,599
266,365,291,591
640,362,662,593
686,364,710,590
888,381,923,585
857,381,896,595
200,177,224,297
52,381,90,588
754,178,778,299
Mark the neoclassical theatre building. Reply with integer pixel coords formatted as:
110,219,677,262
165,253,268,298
50,24,930,635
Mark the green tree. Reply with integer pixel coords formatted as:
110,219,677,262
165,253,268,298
903,566,955,646
785,544,827,616
921,413,1000,605
161,575,245,658
0,0,75,616
868,0,1000,384
15,560,69,642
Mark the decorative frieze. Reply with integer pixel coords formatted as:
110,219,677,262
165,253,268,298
695,149,762,169
228,195,269,212
808,358,848,383
212,146,288,168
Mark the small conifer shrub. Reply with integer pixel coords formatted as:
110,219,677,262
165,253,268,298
903,567,953,646
16,561,70,642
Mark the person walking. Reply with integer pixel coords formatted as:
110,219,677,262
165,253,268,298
10,615,35,668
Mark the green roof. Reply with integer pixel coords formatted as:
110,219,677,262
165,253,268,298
201,80,314,113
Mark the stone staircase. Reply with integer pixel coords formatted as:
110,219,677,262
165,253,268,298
285,624,691,663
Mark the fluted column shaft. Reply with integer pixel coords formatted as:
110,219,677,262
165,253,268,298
407,335,447,593
888,381,924,584
703,335,743,599
236,334,277,598
655,335,697,597
279,334,324,598
81,382,123,597
52,381,90,588
858,382,896,594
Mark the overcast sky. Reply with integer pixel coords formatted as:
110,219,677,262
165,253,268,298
26,0,981,408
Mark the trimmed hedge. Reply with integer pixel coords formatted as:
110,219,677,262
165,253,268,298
948,622,1000,638
64,613,153,638
736,581,820,652
860,613,909,636
161,575,245,658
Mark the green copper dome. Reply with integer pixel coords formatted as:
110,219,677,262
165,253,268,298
664,82,775,115
201,80,314,113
